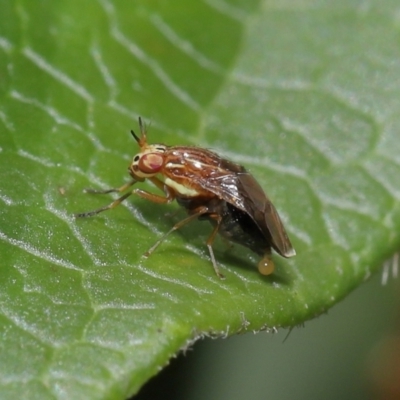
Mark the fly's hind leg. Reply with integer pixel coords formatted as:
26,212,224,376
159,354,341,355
205,214,224,279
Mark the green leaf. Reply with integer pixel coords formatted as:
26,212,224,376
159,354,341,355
1,0,399,398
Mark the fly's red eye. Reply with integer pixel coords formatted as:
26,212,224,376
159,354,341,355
139,153,164,174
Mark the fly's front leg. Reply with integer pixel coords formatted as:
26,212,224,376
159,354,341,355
133,181,175,204
84,179,138,195
75,178,174,218
75,179,139,218
75,190,136,218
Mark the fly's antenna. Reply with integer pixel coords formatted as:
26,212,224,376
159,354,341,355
138,116,146,135
130,129,140,143
131,117,147,147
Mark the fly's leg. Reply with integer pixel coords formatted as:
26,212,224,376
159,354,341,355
205,214,225,279
75,180,138,217
75,178,175,218
144,206,209,258
83,179,138,195
75,191,136,218
146,208,225,279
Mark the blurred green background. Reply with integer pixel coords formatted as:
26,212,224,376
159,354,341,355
136,271,399,400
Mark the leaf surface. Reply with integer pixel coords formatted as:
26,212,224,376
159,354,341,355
1,0,399,398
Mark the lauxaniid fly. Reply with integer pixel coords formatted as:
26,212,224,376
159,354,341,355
76,118,295,278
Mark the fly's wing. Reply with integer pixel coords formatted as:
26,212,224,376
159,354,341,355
235,173,295,258
196,159,295,258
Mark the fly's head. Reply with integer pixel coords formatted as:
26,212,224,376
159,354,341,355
129,117,167,180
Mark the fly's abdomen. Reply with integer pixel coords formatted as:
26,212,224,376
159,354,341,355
204,200,270,256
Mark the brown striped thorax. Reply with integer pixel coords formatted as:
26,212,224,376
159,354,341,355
76,117,296,279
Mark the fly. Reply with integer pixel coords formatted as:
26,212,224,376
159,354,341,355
76,118,296,278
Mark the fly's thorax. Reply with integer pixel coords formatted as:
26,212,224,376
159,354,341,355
168,146,222,169
129,144,167,179
161,146,219,199
163,146,228,181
